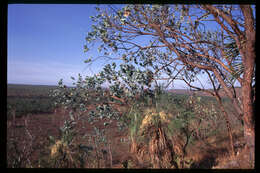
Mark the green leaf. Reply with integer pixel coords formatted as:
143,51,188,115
104,122,110,126
69,111,75,121
84,59,92,63
84,45,89,52
112,62,116,69
49,136,55,145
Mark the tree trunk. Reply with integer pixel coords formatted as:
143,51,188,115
241,73,255,165
242,82,255,164
240,5,255,165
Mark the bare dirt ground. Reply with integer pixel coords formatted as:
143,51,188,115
7,107,246,168
7,109,136,168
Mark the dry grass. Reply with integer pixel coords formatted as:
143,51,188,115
8,84,251,169
213,145,254,169
7,96,251,168
149,125,176,168
129,108,178,168
139,108,173,131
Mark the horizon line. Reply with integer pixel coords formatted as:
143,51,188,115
7,83,241,90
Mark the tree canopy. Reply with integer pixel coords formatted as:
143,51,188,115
53,4,255,165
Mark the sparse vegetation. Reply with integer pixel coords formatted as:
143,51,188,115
7,84,57,118
7,4,255,169
7,84,246,168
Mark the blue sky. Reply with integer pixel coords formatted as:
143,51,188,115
7,4,187,88
8,4,107,86
7,4,243,89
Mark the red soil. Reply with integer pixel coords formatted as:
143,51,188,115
7,108,134,168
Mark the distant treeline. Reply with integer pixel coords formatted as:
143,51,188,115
6,84,234,118
7,84,59,97
7,84,58,118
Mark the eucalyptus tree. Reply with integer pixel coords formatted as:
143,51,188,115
51,4,255,167
81,4,255,163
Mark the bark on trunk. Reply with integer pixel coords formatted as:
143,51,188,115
240,5,255,165
242,82,255,164
241,70,255,164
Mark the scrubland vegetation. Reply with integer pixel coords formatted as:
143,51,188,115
7,84,57,117
7,84,249,168
7,4,255,169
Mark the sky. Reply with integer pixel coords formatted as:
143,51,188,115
8,4,106,86
7,4,243,89
7,4,188,88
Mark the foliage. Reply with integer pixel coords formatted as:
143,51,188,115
7,97,55,117
7,116,35,168
7,82,243,168
46,98,112,168
83,6,256,139
47,117,78,168
169,95,225,143
50,4,249,138
47,4,255,168
124,87,187,168
50,68,232,168
7,84,58,97
7,84,57,117
84,5,248,87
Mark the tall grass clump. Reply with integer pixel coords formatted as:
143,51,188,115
126,85,193,168
125,84,229,168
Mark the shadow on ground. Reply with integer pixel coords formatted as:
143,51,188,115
190,147,228,169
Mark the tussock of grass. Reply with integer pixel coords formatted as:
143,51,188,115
50,140,67,158
7,84,249,168
139,108,173,131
